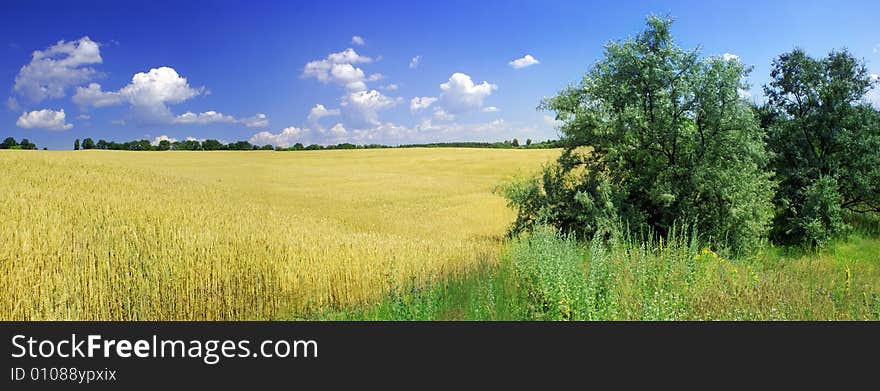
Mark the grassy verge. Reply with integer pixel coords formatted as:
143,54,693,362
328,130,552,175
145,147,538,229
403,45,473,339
308,226,880,320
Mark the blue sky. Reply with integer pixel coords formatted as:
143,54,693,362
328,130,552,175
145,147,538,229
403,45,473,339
2,0,879,150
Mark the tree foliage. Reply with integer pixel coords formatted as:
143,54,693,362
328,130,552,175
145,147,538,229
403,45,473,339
763,48,880,246
500,16,775,254
1,137,38,149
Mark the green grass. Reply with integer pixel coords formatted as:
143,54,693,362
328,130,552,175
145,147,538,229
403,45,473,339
309,225,880,320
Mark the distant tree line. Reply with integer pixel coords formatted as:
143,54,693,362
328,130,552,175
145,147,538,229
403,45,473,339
0,137,40,150
71,137,563,151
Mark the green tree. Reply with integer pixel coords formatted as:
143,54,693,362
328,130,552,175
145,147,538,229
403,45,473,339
157,139,172,151
19,138,36,149
74,139,80,150
81,138,95,149
526,138,532,146
1,137,18,149
512,138,520,147
202,139,224,150
500,16,775,254
763,48,880,246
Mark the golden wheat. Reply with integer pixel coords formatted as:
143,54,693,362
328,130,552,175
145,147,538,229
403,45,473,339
0,148,557,320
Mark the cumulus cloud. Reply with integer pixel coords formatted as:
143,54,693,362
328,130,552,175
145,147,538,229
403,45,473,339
410,96,437,112
409,55,421,69
240,113,269,128
173,110,236,125
13,36,102,103
509,54,540,69
482,106,499,112
439,72,497,113
172,110,269,127
16,108,73,130
249,126,307,148
73,66,203,122
302,48,373,90
722,53,740,62
325,123,348,141
151,134,178,146
351,36,366,46
341,89,402,127
381,84,399,91
307,104,341,129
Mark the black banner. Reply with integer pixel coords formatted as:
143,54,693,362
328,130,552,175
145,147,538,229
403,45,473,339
2,322,877,388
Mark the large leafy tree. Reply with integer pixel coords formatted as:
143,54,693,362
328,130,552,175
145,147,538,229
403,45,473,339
763,48,880,246
501,16,774,254
1,137,18,149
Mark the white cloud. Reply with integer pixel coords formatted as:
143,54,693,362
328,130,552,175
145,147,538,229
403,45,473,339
327,48,373,64
71,83,125,107
16,108,73,130
410,96,437,112
240,113,269,128
307,104,341,129
77,114,90,120
341,89,402,127
12,36,102,103
509,54,540,69
381,84,399,91
413,118,509,140
173,110,236,125
482,106,499,112
722,53,740,61
433,108,455,121
367,73,384,82
173,110,269,127
330,63,367,90
248,116,525,146
303,48,374,90
409,56,421,69
151,135,178,146
351,36,366,46
325,123,348,141
73,66,203,122
439,72,497,113
249,126,307,148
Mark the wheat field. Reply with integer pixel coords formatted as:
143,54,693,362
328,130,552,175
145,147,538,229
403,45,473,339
0,148,558,320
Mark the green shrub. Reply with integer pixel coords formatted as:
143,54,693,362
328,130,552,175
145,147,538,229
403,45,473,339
797,176,850,248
